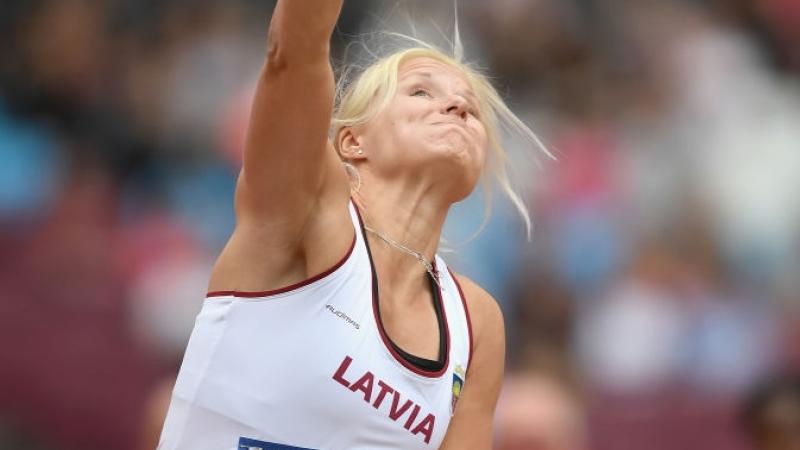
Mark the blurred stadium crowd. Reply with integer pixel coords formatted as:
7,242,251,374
1,0,800,449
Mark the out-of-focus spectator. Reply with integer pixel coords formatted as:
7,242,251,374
576,241,689,391
668,14,800,286
0,105,64,222
740,374,800,450
494,370,588,450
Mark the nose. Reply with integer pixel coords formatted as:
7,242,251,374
443,95,469,120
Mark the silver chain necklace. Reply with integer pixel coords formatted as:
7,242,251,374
364,225,441,287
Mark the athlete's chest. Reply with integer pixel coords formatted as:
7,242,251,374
205,296,456,448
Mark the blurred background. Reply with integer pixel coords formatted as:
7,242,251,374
1,0,799,449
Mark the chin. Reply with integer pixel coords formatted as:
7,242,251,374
433,145,483,201
413,135,484,198
454,169,482,202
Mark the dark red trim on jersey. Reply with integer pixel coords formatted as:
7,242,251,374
449,269,474,371
353,202,451,379
205,230,357,299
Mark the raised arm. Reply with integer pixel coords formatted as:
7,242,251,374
236,0,349,226
206,1,352,293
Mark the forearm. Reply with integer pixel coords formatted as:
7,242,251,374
267,0,345,62
237,0,347,219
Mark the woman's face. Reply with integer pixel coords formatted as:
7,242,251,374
353,57,488,200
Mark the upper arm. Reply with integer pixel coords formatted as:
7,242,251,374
208,1,354,294
440,275,506,450
236,0,349,232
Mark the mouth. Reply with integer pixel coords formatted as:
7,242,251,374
431,121,470,133
432,122,473,149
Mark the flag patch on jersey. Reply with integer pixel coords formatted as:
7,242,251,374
238,437,318,450
451,364,466,415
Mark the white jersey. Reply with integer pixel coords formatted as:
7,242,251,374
158,202,474,450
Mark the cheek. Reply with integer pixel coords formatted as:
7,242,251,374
363,112,401,146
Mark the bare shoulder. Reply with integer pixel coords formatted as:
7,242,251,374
451,273,505,344
450,273,506,381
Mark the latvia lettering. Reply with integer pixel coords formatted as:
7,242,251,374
332,356,436,444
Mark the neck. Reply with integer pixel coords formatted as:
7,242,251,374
353,173,451,293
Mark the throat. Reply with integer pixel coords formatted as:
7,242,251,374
364,225,441,287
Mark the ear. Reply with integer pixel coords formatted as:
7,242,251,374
337,127,367,161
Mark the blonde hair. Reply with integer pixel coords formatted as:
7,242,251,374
332,41,553,239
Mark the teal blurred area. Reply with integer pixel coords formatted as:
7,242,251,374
1,1,799,449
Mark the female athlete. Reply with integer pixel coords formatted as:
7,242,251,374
158,1,547,448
